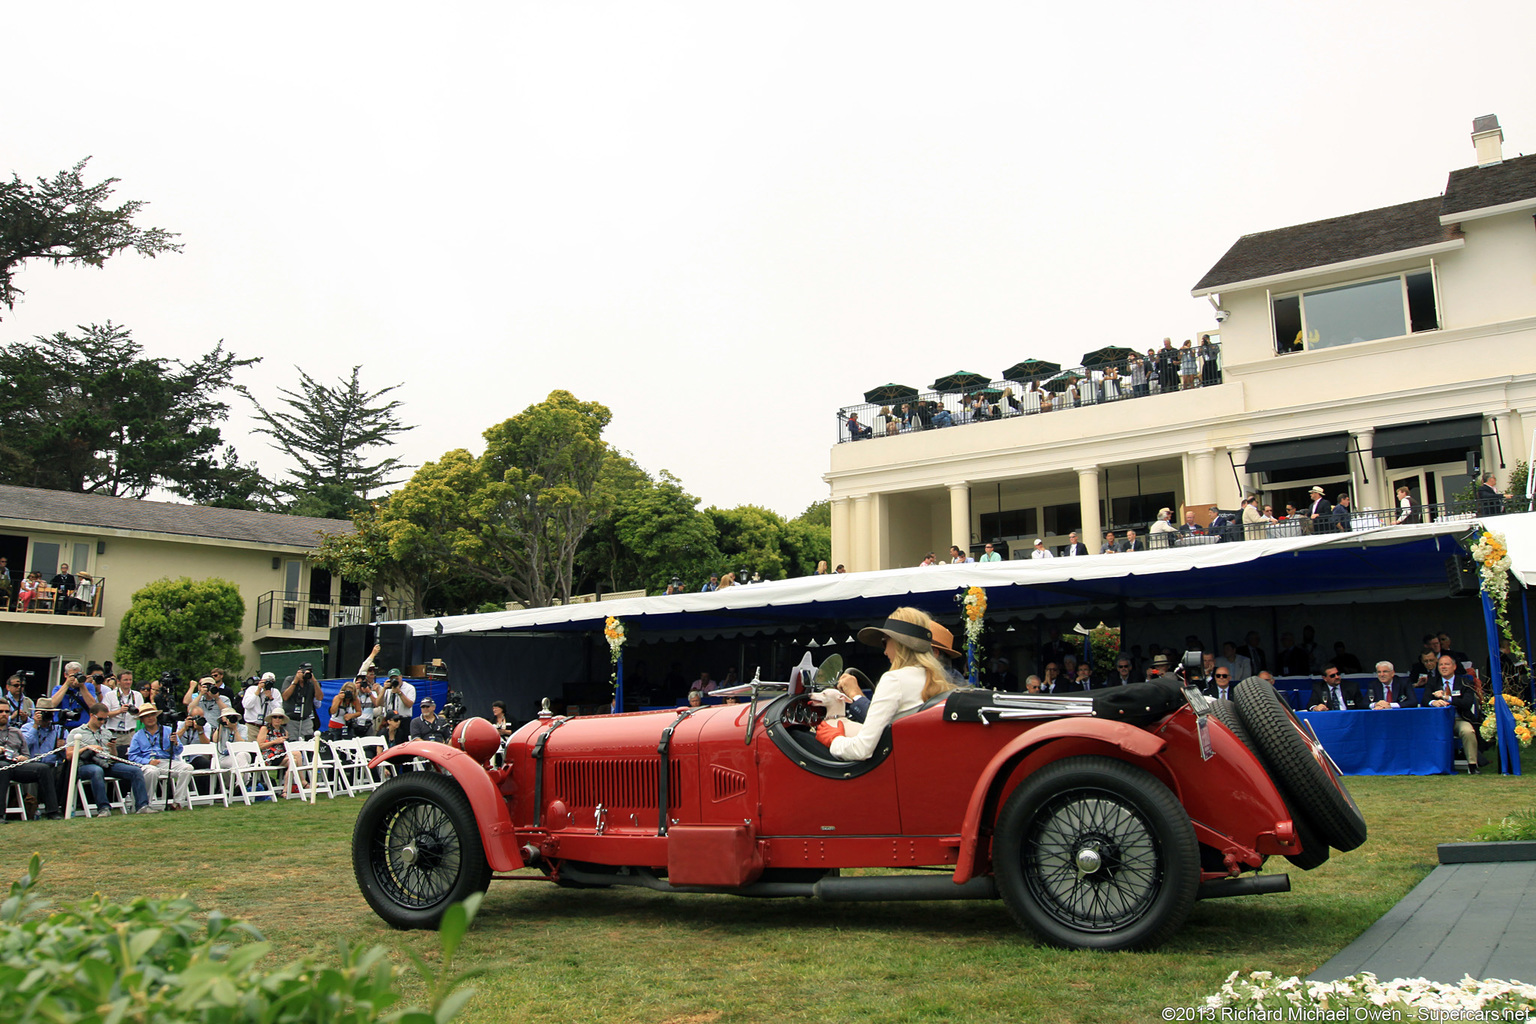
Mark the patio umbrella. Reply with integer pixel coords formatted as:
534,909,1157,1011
862,383,920,404
1001,359,1061,382
1042,371,1083,393
931,370,992,393
1081,346,1139,369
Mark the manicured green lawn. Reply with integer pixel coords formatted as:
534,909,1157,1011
4,768,1530,1024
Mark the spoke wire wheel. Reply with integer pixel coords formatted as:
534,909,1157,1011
1207,699,1328,870
993,756,1198,951
1233,680,1367,852
353,772,490,929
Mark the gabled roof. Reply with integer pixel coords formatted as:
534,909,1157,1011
1192,198,1460,295
1441,151,1536,218
0,484,352,548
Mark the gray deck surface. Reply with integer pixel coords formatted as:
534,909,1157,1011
1309,858,1536,984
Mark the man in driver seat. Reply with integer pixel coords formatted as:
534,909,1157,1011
816,608,959,760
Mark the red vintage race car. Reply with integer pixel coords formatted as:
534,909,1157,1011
351,676,1365,950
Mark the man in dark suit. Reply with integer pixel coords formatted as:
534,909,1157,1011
1426,653,1486,770
1477,474,1508,516
1202,667,1239,701
50,563,78,615
1062,531,1089,557
1367,660,1417,709
1236,630,1268,675
1275,632,1311,676
1308,665,1367,711
1120,529,1145,552
1306,485,1332,532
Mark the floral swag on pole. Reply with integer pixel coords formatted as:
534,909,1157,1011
1468,528,1532,751
961,586,986,685
604,615,626,709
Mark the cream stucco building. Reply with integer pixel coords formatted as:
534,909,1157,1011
0,485,363,688
827,115,1536,569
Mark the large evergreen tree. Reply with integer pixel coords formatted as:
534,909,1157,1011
241,366,412,518
0,158,181,312
0,323,260,500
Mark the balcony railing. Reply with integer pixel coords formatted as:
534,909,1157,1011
1,576,106,618
836,348,1224,444
255,591,370,632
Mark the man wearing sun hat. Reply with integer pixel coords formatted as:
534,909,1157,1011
127,701,193,810
1306,485,1332,531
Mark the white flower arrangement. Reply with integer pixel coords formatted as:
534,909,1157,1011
1203,970,1536,1016
1470,529,1522,658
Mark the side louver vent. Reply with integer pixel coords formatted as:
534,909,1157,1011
549,758,682,811
711,765,747,802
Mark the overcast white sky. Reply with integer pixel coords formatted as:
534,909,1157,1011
6,3,1535,518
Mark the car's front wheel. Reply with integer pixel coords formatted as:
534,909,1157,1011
353,772,491,929
993,756,1199,951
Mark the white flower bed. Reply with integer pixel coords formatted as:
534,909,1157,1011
1202,971,1534,1018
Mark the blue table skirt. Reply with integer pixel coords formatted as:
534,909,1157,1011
1295,707,1454,776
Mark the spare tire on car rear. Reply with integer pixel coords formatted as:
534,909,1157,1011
1206,699,1328,870
1233,680,1367,852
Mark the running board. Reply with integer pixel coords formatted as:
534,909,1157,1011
559,864,998,902
1197,874,1290,900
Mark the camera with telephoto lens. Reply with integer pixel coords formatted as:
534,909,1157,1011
439,691,467,727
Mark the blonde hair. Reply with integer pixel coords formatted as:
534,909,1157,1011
882,607,960,701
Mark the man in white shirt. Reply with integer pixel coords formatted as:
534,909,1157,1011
101,671,141,755
1214,642,1253,683
1031,539,1054,560
242,673,283,741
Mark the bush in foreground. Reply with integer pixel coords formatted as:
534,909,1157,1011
0,854,479,1024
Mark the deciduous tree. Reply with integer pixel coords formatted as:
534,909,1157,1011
116,577,246,681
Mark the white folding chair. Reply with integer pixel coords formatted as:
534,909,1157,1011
284,740,335,800
176,744,232,808
328,738,376,795
229,741,280,804
5,780,29,820
358,736,397,783
75,773,130,816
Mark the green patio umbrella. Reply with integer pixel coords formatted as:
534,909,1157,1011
1042,371,1084,393
1081,346,1139,369
862,383,920,404
931,370,992,393
1001,359,1061,382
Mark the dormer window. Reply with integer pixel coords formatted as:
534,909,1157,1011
1270,268,1439,355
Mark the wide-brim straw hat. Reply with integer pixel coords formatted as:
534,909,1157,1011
857,616,934,653
136,702,161,716
266,708,289,721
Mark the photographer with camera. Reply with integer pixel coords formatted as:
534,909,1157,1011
128,703,193,810
242,673,281,740
329,679,366,738
0,703,64,819
184,676,232,726
68,703,154,814
282,663,325,741
101,670,142,755
49,663,99,728
5,674,34,719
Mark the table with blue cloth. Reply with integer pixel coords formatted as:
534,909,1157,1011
1295,707,1454,775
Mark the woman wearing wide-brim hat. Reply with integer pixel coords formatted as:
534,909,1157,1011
816,607,959,761
257,707,290,765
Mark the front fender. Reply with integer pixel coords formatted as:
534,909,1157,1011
951,719,1167,883
371,741,524,873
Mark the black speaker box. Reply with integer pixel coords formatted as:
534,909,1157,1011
330,624,374,678
377,623,414,675
1445,555,1480,597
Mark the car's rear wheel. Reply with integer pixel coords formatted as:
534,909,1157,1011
353,772,491,929
1206,700,1328,870
1233,681,1367,852
993,756,1199,950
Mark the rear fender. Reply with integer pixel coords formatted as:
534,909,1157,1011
951,719,1167,883
372,742,523,873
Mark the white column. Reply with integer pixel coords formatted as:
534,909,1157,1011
1351,428,1378,512
1190,448,1217,506
852,495,872,572
947,483,970,555
830,497,851,572
1076,466,1102,553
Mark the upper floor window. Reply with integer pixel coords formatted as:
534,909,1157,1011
1272,269,1439,355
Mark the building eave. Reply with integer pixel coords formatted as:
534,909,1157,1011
1190,238,1465,298
1439,195,1536,225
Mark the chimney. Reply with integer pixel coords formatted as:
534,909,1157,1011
1471,114,1503,167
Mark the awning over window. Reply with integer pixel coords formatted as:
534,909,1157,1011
1244,433,1350,475
1372,415,1483,460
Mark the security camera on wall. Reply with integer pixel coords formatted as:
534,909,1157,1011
1214,309,1230,323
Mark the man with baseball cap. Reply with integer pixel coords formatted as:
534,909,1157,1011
408,697,449,744
0,702,64,819
128,702,193,810
243,673,283,740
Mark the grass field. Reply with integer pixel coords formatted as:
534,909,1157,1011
4,769,1532,1024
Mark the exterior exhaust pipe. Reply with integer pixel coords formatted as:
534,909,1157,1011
1197,874,1290,900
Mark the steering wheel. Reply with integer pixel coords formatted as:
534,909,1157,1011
778,692,826,730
